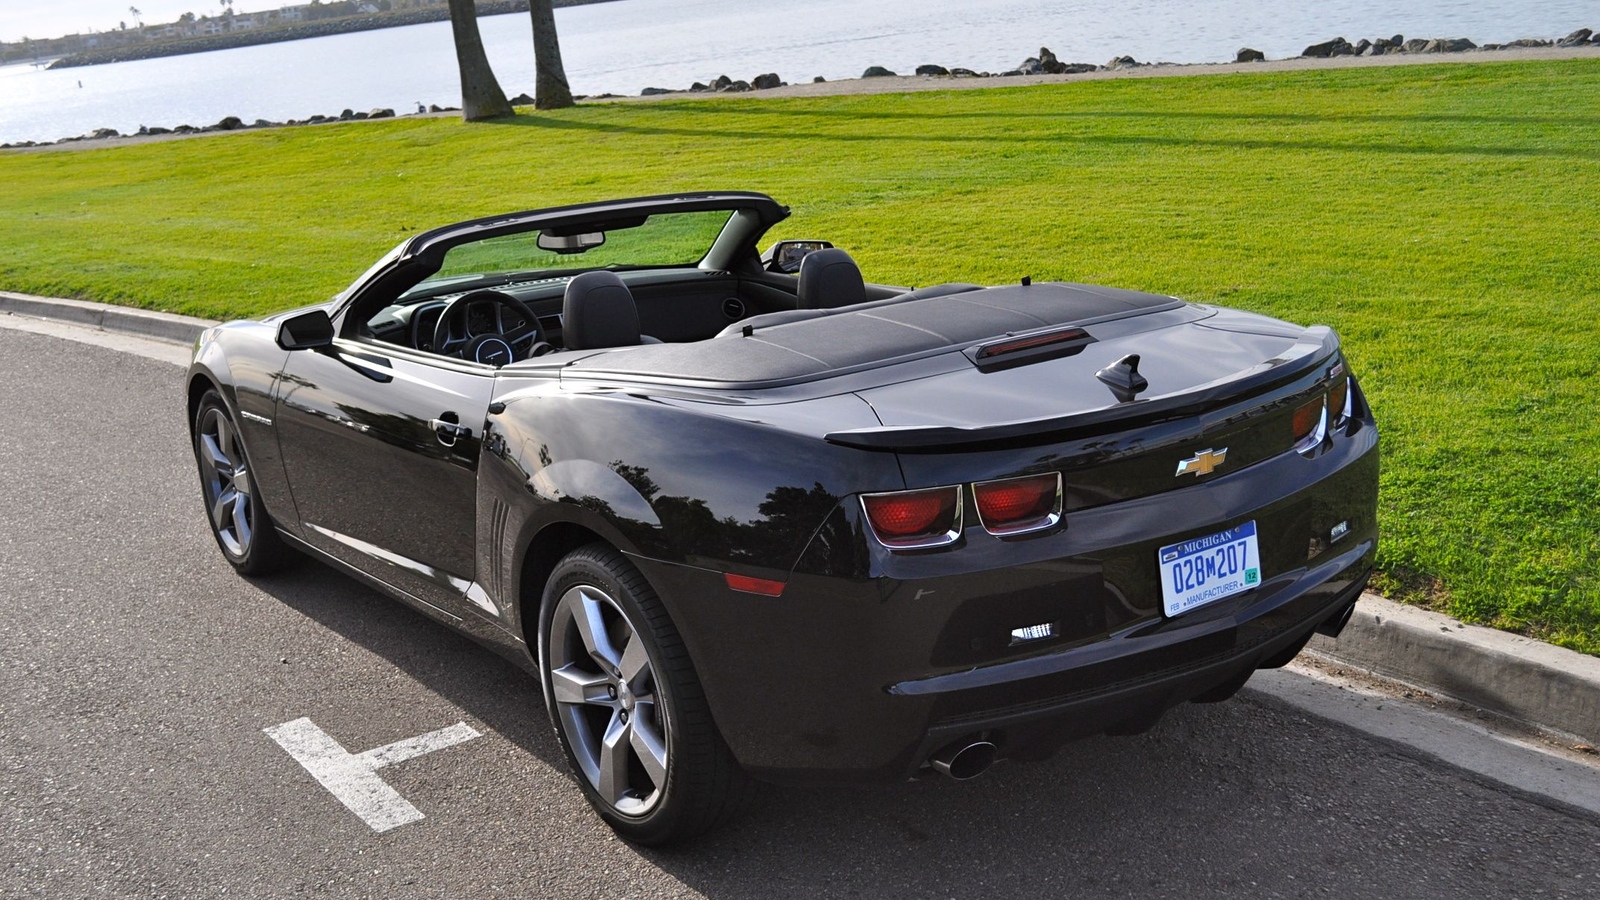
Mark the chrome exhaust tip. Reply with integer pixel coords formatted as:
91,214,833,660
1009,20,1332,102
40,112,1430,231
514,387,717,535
929,739,998,780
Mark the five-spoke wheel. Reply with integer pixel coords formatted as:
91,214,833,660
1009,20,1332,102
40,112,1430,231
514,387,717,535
548,583,670,817
192,390,292,574
540,544,753,844
197,404,254,558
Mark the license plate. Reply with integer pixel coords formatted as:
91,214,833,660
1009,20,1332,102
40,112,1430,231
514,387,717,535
1158,521,1262,617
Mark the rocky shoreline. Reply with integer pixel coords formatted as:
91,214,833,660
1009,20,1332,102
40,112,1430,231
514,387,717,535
633,28,1600,96
5,28,1597,150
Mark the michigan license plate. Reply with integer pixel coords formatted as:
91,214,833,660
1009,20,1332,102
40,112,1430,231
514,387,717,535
1158,521,1262,617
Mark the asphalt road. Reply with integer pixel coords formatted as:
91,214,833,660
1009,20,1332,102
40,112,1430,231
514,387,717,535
3,323,1599,899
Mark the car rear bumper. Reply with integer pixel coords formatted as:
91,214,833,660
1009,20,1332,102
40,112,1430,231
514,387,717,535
904,549,1369,772
632,428,1378,785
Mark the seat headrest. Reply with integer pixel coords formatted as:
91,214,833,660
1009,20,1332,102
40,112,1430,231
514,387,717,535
796,248,865,310
563,270,641,350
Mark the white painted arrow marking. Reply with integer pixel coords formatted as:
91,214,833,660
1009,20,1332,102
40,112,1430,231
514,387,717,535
264,717,482,832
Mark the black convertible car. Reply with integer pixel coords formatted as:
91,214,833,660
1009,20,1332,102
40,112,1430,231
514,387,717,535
188,192,1378,844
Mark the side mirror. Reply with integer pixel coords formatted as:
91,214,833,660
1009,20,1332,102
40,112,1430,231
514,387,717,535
275,309,335,350
763,239,834,274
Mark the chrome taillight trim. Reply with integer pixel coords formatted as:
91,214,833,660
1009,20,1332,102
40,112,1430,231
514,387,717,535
1293,400,1328,456
859,486,964,550
1331,376,1353,427
972,472,1064,537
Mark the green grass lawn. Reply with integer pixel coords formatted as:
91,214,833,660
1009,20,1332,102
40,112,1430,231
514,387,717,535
3,59,1598,652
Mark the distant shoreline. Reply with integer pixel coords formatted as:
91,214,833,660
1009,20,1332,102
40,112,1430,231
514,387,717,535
45,0,618,70
7,43,1598,154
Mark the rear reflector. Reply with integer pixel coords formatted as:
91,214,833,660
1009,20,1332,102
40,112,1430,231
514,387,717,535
861,486,962,549
725,573,786,597
973,472,1061,535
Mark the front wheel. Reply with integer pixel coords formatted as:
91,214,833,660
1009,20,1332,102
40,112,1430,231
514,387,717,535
192,390,294,575
539,543,753,845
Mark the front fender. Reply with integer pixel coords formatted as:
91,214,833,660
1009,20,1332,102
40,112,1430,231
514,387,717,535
186,321,296,532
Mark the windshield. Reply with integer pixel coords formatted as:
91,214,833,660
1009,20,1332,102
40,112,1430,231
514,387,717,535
416,210,735,289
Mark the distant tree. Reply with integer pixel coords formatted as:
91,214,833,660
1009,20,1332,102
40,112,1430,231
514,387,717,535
129,6,143,27
178,12,195,24
444,0,513,120
526,0,573,109
120,21,127,30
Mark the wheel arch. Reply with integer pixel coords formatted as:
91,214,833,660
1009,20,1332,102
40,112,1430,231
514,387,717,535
514,518,623,651
186,369,226,433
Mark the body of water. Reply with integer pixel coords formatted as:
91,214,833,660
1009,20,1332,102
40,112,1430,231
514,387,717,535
0,0,1592,144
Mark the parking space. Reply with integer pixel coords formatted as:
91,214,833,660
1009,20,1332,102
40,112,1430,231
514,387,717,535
3,324,1599,899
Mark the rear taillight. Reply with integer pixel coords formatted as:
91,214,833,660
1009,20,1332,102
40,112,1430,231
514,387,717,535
973,473,1061,536
1291,396,1327,454
861,486,962,549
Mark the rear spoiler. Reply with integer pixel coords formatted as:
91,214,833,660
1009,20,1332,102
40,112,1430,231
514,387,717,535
824,327,1339,452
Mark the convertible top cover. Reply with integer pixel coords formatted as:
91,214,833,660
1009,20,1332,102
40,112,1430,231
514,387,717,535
566,281,1179,385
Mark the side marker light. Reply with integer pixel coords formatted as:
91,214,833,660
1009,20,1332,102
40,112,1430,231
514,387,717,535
725,573,785,597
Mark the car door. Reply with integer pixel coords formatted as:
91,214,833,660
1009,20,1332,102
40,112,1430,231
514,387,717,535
273,337,494,618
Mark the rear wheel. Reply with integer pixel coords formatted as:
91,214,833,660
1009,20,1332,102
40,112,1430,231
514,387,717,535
192,390,293,575
539,543,753,845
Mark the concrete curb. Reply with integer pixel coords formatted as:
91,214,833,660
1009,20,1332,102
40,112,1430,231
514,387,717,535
1310,594,1600,746
0,291,216,345
7,292,1600,747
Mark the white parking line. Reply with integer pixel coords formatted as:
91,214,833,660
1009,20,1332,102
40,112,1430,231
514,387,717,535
264,718,482,832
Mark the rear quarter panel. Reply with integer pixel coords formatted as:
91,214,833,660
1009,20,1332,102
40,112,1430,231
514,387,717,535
483,374,901,647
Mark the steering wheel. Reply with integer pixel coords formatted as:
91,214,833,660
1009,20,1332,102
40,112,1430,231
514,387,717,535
431,289,549,366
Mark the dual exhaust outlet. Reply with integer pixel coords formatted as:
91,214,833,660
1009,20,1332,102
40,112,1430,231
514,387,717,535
928,737,998,781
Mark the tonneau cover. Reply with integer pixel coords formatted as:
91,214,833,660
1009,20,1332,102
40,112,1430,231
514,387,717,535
564,282,1180,385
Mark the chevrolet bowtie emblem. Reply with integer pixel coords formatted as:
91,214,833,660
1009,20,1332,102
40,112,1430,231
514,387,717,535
1176,447,1228,477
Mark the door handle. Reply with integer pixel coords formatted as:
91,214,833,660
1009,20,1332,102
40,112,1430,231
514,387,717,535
431,417,471,447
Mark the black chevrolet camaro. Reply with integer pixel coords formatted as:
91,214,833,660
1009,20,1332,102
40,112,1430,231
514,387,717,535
187,192,1378,844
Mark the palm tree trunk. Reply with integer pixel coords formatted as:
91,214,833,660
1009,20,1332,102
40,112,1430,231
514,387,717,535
445,0,513,120
527,0,575,109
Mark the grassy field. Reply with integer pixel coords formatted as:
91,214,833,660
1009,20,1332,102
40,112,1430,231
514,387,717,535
3,59,1598,652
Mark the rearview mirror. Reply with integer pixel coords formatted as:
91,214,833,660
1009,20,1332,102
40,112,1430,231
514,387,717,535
275,309,335,350
537,231,606,254
764,239,834,274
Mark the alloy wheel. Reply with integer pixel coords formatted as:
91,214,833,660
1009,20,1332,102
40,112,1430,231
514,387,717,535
548,584,669,817
197,407,253,558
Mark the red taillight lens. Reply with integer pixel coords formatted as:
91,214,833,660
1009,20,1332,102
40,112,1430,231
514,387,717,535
1327,377,1350,424
974,473,1060,534
861,486,961,548
1291,396,1326,452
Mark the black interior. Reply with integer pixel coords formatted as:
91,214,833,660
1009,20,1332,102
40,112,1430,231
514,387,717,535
362,267,796,356
357,247,1175,384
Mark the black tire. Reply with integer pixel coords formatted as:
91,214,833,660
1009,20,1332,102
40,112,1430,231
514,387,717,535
192,389,295,576
538,542,754,845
